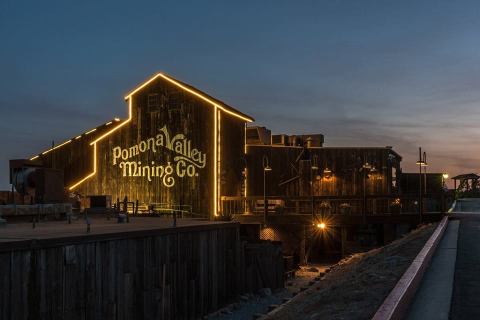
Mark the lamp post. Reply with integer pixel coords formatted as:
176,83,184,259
311,154,319,220
416,147,428,223
263,155,272,225
423,152,427,195
442,173,449,213
442,173,449,189
361,159,372,224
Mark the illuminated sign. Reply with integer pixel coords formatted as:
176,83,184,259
112,125,206,187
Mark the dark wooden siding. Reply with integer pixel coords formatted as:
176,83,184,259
84,80,216,216
33,77,248,217
219,115,245,198
246,146,401,197
36,124,114,189
0,223,285,320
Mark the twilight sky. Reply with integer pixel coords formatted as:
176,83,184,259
1,0,479,189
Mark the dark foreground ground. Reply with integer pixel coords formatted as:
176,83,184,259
265,223,436,320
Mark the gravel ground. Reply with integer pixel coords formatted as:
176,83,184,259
206,264,332,320
263,223,436,320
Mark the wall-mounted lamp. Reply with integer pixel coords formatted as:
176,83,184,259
322,167,333,180
311,154,319,171
263,155,271,224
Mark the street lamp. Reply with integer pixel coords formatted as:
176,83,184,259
416,147,428,223
441,172,449,213
361,159,372,224
442,173,449,188
311,154,319,220
263,155,272,224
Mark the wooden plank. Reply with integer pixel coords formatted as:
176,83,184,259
0,221,285,320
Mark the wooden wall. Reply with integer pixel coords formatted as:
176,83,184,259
85,80,216,216
36,124,114,192
219,116,245,198
34,77,248,217
246,146,402,197
0,223,283,320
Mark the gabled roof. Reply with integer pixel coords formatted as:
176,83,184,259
124,72,254,122
451,173,480,180
29,118,123,160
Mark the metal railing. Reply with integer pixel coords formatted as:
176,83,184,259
221,194,445,216
113,201,196,217
149,203,193,217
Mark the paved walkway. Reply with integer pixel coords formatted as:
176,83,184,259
407,213,480,319
406,220,459,320
450,213,480,319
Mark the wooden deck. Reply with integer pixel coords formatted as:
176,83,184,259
0,216,233,251
0,216,270,320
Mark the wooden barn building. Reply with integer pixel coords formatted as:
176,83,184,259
27,73,254,218
11,72,444,263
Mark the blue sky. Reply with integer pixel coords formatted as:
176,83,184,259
1,0,480,189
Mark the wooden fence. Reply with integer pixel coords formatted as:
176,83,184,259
0,223,283,320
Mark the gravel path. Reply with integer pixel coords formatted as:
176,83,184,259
206,264,331,320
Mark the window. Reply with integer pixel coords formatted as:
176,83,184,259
147,93,159,112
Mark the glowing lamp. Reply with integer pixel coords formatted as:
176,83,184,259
442,173,449,179
317,222,326,229
416,160,428,167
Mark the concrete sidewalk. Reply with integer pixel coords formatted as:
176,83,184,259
450,214,480,319
406,220,459,320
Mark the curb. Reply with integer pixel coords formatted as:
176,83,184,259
372,216,449,320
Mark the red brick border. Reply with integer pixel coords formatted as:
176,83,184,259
372,216,449,320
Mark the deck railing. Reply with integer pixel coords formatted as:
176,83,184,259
221,194,446,216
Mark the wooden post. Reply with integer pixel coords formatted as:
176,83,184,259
341,227,347,257
300,226,306,265
122,196,127,213
298,160,311,197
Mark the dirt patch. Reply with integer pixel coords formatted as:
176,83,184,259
264,223,437,320
206,264,332,320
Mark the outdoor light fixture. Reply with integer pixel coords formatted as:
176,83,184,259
362,162,371,170
263,155,272,223
317,222,326,229
442,172,449,189
416,147,427,222
416,159,428,167
311,154,319,171
323,167,332,176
